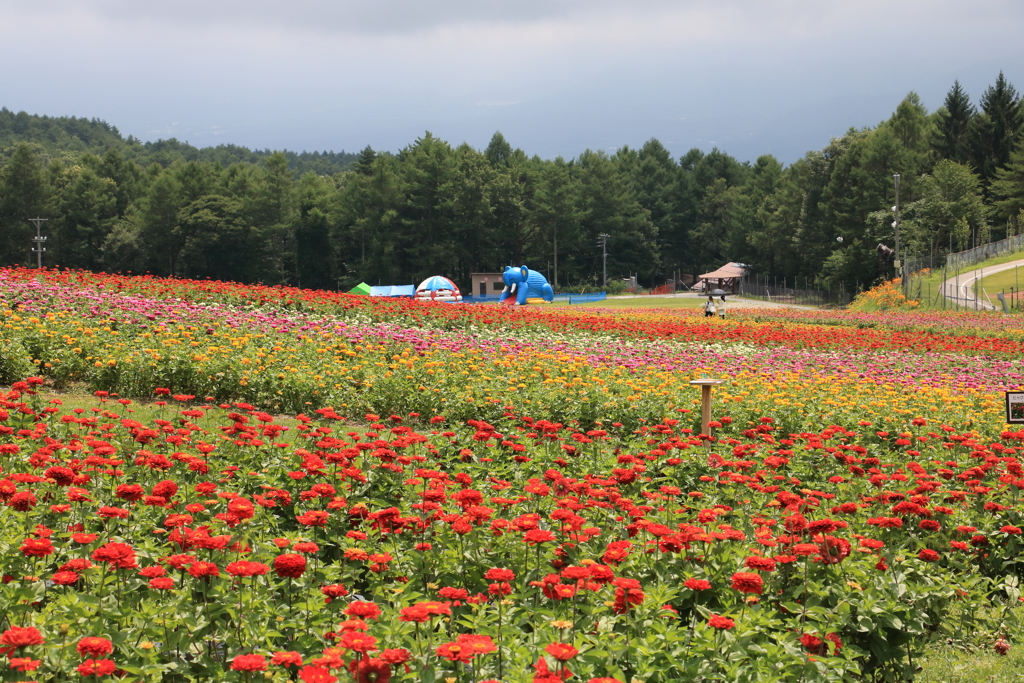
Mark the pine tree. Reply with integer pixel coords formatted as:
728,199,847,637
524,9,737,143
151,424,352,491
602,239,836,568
971,72,1024,181
355,146,377,176
934,80,975,164
991,137,1024,222
484,132,513,167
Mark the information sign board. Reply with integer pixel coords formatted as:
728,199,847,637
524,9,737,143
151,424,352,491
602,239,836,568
1006,392,1024,423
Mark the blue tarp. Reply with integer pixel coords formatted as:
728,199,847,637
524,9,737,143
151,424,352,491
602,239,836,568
554,293,607,304
463,292,608,304
370,285,416,297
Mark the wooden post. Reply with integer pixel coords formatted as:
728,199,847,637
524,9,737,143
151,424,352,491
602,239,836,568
690,379,725,436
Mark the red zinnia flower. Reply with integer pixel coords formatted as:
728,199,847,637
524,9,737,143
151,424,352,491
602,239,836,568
379,648,411,664
338,631,377,653
398,601,451,623
97,506,130,519
815,535,851,565
484,568,515,582
345,601,381,620
918,549,940,562
684,578,712,591
20,538,54,557
92,542,137,570
744,556,776,573
523,529,557,545
708,614,735,630
273,554,307,578
455,634,496,656
77,637,113,658
353,658,391,683
544,642,579,661
77,659,117,676
271,651,303,668
230,654,267,671
435,641,473,664
226,561,270,577
298,666,337,683
53,570,79,585
187,561,220,579
0,626,44,649
321,584,349,603
8,657,40,672
730,572,764,595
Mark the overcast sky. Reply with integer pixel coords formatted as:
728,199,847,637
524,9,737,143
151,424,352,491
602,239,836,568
1,0,1022,164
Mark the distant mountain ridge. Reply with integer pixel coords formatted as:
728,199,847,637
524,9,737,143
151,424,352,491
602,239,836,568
0,108,358,176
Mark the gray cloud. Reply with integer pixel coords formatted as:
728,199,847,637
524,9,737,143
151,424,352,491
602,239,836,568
0,0,1022,163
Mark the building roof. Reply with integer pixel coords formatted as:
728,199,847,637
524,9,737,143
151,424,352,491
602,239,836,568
698,262,748,280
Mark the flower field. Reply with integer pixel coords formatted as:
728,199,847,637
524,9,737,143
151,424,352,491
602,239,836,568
1,267,1024,682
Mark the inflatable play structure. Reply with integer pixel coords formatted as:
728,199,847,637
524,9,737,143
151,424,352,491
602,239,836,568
415,275,463,303
500,265,554,305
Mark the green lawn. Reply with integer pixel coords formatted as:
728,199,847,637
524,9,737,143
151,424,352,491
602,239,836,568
916,644,1024,682
977,263,1024,297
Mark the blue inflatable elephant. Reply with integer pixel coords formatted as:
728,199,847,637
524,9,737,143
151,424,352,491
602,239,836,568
501,265,554,305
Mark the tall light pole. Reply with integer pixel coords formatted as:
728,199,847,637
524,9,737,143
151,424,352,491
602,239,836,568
29,218,48,269
598,233,610,288
893,174,902,294
553,224,558,293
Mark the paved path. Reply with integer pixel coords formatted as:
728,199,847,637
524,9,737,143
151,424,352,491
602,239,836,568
606,293,815,310
941,258,1024,311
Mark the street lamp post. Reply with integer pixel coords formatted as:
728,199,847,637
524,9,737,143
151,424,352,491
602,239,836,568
893,174,902,295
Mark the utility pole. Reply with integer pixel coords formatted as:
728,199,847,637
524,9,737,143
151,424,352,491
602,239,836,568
893,174,902,295
553,225,558,294
598,233,610,288
29,218,48,269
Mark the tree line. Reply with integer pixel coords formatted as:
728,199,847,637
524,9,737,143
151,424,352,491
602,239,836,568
1,73,1023,293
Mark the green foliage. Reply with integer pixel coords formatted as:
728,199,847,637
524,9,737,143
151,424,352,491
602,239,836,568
1,73,1023,294
903,160,987,254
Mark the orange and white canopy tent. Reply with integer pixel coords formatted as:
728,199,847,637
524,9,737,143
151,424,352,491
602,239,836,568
697,262,748,293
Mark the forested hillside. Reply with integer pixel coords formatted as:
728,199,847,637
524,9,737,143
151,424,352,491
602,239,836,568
1,74,1023,293
0,109,358,178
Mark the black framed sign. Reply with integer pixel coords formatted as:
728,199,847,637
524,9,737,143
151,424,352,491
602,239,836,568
1007,392,1024,423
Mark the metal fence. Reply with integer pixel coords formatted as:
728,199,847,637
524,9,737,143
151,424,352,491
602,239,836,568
900,239,1024,311
947,234,1024,273
737,276,852,307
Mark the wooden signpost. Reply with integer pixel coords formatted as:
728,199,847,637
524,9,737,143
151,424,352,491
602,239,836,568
690,378,726,436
